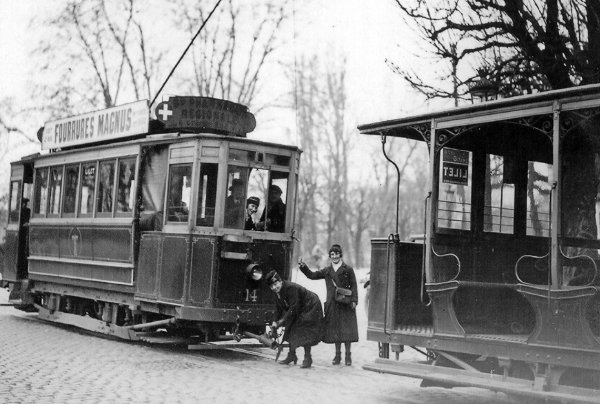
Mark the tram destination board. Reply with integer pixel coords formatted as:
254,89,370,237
154,96,256,137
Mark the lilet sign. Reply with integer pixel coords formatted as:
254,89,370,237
442,147,469,185
154,96,256,137
41,100,149,150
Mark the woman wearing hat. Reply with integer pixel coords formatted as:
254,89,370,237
299,244,359,365
244,196,260,230
265,270,323,368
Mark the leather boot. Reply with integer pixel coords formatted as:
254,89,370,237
300,354,312,368
345,352,352,366
279,351,298,365
332,352,341,365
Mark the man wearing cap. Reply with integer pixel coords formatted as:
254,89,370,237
299,243,359,366
224,178,245,228
265,270,323,368
244,196,260,230
256,184,286,232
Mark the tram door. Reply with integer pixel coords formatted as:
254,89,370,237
3,162,33,282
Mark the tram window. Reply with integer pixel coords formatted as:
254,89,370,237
166,164,192,222
483,154,514,234
264,153,291,167
258,172,288,233
196,163,218,227
63,165,80,215
48,166,63,216
437,148,472,230
8,180,21,223
34,168,49,216
247,168,269,230
224,167,250,229
229,148,256,162
97,160,115,215
117,158,136,214
79,163,96,216
526,161,551,237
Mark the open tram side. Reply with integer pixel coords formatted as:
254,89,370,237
360,84,600,403
1,97,301,343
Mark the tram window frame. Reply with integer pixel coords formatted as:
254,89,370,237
526,161,552,237
47,166,64,217
33,167,50,217
116,157,137,216
260,171,288,233
483,154,515,235
196,162,219,227
166,163,193,223
8,180,21,224
62,164,80,217
223,166,250,229
79,161,98,217
97,159,116,217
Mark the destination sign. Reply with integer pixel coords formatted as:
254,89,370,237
154,96,256,136
41,100,149,150
442,148,470,185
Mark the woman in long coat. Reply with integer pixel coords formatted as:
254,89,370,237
266,270,323,368
299,244,359,365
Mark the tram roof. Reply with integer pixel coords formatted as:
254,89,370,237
18,131,301,164
358,83,600,141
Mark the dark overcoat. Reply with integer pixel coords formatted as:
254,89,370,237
300,262,359,343
274,280,323,350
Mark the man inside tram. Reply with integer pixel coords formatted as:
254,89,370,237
224,178,246,228
244,196,260,230
256,184,286,232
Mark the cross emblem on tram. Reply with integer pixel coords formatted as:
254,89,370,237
157,103,173,121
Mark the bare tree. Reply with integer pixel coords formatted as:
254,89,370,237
392,0,600,100
293,56,324,262
32,0,165,113
174,0,290,112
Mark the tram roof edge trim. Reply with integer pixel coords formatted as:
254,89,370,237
41,100,149,150
358,83,600,140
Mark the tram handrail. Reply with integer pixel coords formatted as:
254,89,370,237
431,246,461,282
514,253,549,286
515,249,599,287
559,246,598,287
421,193,431,306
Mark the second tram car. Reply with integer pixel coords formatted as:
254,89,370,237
360,85,600,402
1,96,300,343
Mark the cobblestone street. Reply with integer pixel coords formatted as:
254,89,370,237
0,285,518,404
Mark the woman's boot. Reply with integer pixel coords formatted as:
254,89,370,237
332,352,341,365
345,352,352,366
279,351,298,365
300,354,312,368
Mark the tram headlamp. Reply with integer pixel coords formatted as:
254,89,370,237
245,264,263,281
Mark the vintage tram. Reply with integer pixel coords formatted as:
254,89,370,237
1,96,300,342
360,84,600,402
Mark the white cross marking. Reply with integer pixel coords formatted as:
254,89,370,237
158,103,173,120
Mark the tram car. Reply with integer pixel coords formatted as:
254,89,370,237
1,96,300,343
360,84,600,402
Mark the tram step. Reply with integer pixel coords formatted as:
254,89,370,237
363,358,598,403
136,331,199,345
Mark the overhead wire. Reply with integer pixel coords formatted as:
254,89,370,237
150,0,224,108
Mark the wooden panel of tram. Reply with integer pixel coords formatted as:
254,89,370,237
135,232,216,306
27,225,132,284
